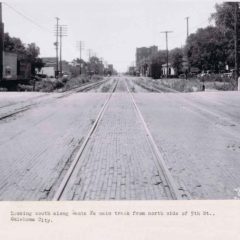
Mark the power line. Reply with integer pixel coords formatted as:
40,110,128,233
2,2,51,33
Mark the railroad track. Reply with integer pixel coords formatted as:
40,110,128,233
125,79,189,200
132,78,240,140
0,78,111,121
52,78,189,200
57,78,111,98
52,79,119,200
132,78,177,93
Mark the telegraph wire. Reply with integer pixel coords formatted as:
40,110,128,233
2,2,52,34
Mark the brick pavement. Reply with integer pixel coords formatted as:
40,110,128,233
60,90,170,200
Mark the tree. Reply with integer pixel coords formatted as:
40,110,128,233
88,56,104,75
4,34,43,75
25,43,43,75
150,50,167,79
4,32,26,56
210,2,235,33
169,48,183,75
210,2,239,68
34,58,45,73
26,43,40,60
185,26,228,71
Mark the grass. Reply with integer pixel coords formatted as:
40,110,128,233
14,74,104,93
63,75,103,91
101,84,112,92
155,78,202,92
142,77,236,92
34,79,64,92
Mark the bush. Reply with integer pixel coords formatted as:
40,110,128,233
156,78,202,92
34,79,64,92
17,84,34,91
0,87,8,92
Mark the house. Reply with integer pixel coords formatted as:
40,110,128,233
37,57,71,77
162,63,175,76
41,57,56,68
36,57,56,77
37,66,55,77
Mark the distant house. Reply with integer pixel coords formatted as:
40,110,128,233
37,57,70,77
36,57,56,77
61,60,70,74
37,67,55,77
70,59,87,75
162,63,175,76
41,57,56,68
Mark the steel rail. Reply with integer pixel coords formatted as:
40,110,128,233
125,79,189,200
52,79,119,200
57,78,111,98
0,78,111,121
136,79,240,141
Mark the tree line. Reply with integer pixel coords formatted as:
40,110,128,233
4,33,116,77
4,32,44,75
135,2,238,79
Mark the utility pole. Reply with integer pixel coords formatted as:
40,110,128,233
161,31,173,78
234,2,239,86
185,17,190,79
185,17,189,39
87,49,92,60
55,17,60,79
87,49,92,75
0,2,4,81
59,26,62,76
59,25,67,77
77,41,84,74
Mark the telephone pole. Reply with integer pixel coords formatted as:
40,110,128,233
161,31,173,78
77,41,84,74
59,25,68,76
185,17,190,78
55,17,60,78
87,49,92,60
185,17,189,38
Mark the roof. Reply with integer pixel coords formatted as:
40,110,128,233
162,63,172,67
41,57,56,64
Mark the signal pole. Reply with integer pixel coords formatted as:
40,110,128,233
161,31,173,78
0,2,4,81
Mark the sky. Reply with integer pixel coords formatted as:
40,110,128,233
2,0,224,72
